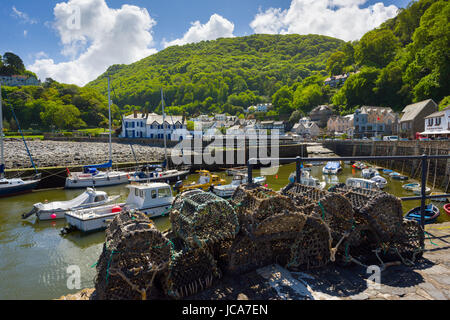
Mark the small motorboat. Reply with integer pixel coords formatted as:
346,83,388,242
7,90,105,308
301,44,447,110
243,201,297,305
430,192,449,203
346,178,380,190
405,204,440,224
352,162,367,170
382,169,393,174
370,175,387,189
361,168,379,179
444,203,450,216
174,170,226,193
289,171,326,189
389,172,408,180
212,174,266,198
225,166,247,176
402,182,420,191
412,186,431,195
322,161,342,175
64,182,174,232
22,187,120,220
129,164,189,184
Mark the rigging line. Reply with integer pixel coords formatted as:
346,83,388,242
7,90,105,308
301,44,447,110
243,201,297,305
3,96,38,175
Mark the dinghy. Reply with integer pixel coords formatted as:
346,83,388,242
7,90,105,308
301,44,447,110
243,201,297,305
22,188,120,220
370,175,387,189
129,164,189,184
361,168,379,179
382,169,393,174
405,204,440,224
444,203,450,216
402,183,420,191
389,172,408,180
352,162,367,170
430,192,449,203
412,186,431,195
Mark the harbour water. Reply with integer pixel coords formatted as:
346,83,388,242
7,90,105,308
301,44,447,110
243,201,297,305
0,162,448,299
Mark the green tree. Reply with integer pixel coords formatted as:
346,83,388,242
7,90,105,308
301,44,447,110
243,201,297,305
272,86,293,115
326,51,346,75
355,29,401,68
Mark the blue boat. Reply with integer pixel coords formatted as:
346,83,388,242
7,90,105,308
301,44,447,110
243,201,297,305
405,204,440,224
382,169,393,174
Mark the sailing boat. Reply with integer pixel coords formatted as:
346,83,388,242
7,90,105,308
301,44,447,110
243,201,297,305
0,83,41,197
65,77,129,188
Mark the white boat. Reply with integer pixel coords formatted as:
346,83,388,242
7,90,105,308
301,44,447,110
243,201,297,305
0,83,41,197
289,171,326,189
322,161,342,175
22,188,120,220
402,182,420,191
65,165,130,188
129,166,189,184
412,186,431,195
346,178,380,190
212,174,266,198
65,182,173,232
361,168,379,179
65,77,129,189
430,192,449,203
370,175,387,189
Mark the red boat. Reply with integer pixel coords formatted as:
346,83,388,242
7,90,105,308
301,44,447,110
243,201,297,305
444,203,450,216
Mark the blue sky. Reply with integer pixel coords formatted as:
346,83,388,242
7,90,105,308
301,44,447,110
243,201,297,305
0,0,411,85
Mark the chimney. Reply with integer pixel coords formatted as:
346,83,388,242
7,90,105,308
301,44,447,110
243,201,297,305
134,110,137,118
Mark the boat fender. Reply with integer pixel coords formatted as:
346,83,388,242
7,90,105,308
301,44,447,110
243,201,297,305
111,206,121,213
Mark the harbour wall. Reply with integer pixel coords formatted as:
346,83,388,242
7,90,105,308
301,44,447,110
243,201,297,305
323,140,450,192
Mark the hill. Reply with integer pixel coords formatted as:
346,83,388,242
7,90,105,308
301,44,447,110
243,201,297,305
86,34,345,116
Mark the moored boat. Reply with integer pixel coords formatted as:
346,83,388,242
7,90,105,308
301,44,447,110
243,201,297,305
22,188,120,220
361,168,379,179
370,175,387,189
129,164,189,184
322,161,342,175
412,186,431,195
389,172,408,180
212,174,266,198
64,182,174,232
346,178,380,190
352,162,367,170
288,171,326,189
174,170,226,193
405,204,440,224
430,192,449,203
444,203,450,216
402,182,420,191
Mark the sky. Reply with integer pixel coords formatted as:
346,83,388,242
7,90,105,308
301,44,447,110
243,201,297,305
0,0,411,86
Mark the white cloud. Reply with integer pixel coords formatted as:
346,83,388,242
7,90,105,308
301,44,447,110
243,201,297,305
24,30,28,37
11,6,37,24
28,0,157,86
250,0,399,41
163,14,234,48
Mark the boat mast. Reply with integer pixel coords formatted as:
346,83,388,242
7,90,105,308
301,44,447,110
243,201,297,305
0,83,3,179
161,88,168,169
108,76,112,163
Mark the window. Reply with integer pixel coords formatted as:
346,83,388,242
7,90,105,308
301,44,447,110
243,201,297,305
94,195,106,202
151,190,157,199
139,190,145,198
135,188,139,196
158,188,171,198
427,118,433,126
436,118,441,126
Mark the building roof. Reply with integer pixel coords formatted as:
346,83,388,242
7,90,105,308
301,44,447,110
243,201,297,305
425,110,446,119
400,99,436,122
124,112,183,125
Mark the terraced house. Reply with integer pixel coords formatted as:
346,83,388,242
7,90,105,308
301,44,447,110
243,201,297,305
399,99,438,139
353,106,399,138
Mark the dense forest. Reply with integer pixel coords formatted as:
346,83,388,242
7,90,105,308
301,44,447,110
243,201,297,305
1,0,448,131
87,33,344,118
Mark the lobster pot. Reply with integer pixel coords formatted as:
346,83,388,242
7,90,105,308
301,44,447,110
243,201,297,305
388,219,424,261
169,190,239,247
286,216,332,271
230,185,296,228
163,245,221,299
95,211,171,300
105,210,154,248
281,183,355,244
337,224,381,265
330,186,404,242
225,234,273,275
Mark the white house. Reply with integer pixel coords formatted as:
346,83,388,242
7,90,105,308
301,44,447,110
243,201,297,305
246,103,272,113
421,106,450,138
120,111,186,141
